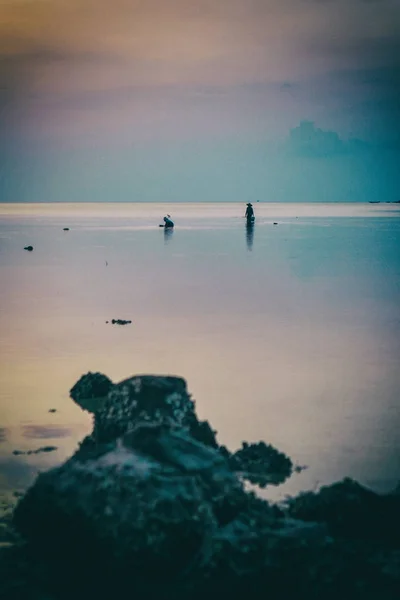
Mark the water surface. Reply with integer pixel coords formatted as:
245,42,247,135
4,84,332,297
0,202,399,500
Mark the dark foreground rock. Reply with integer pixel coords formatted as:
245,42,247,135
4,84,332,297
13,425,249,584
3,374,399,600
70,372,113,413
23,246,33,251
287,477,400,547
230,441,292,487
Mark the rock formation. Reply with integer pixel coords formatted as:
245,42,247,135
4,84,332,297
1,373,398,600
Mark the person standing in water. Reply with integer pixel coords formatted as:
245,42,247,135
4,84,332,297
245,203,254,221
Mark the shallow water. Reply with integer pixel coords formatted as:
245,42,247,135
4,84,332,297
0,202,399,501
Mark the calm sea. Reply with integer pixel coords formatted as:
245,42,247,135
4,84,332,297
1,202,399,501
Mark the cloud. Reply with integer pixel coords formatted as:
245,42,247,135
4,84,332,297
1,0,399,204
287,121,361,157
327,65,400,143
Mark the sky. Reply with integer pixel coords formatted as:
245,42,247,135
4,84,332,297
1,0,399,202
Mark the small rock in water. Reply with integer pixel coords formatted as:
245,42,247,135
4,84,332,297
63,228,70,231
24,246,33,251
111,319,132,325
294,464,308,473
38,446,58,454
273,222,278,225
12,446,58,456
48,409,57,413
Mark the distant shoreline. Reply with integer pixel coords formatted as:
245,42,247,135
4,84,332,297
1,201,399,220
1,200,399,205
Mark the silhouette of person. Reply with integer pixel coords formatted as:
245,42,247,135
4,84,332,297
246,220,254,251
163,215,174,228
245,203,254,222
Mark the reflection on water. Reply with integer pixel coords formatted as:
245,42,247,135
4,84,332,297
0,458,39,490
0,202,399,499
246,220,254,251
21,425,75,440
164,226,174,244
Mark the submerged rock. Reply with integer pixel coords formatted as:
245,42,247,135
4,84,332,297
111,319,132,325
23,246,33,251
12,446,58,456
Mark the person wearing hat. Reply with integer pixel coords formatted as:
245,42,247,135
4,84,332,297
245,203,254,222
161,214,174,228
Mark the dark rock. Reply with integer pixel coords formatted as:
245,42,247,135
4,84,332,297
273,222,278,225
230,441,293,487
63,228,69,231
391,481,400,496
12,446,58,456
8,373,400,599
13,423,246,587
91,375,196,444
111,319,132,325
24,246,33,251
48,409,57,413
0,543,58,600
186,418,219,449
0,513,19,545
69,372,114,414
79,375,291,487
37,446,58,454
12,375,284,589
294,464,308,473
287,478,400,546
